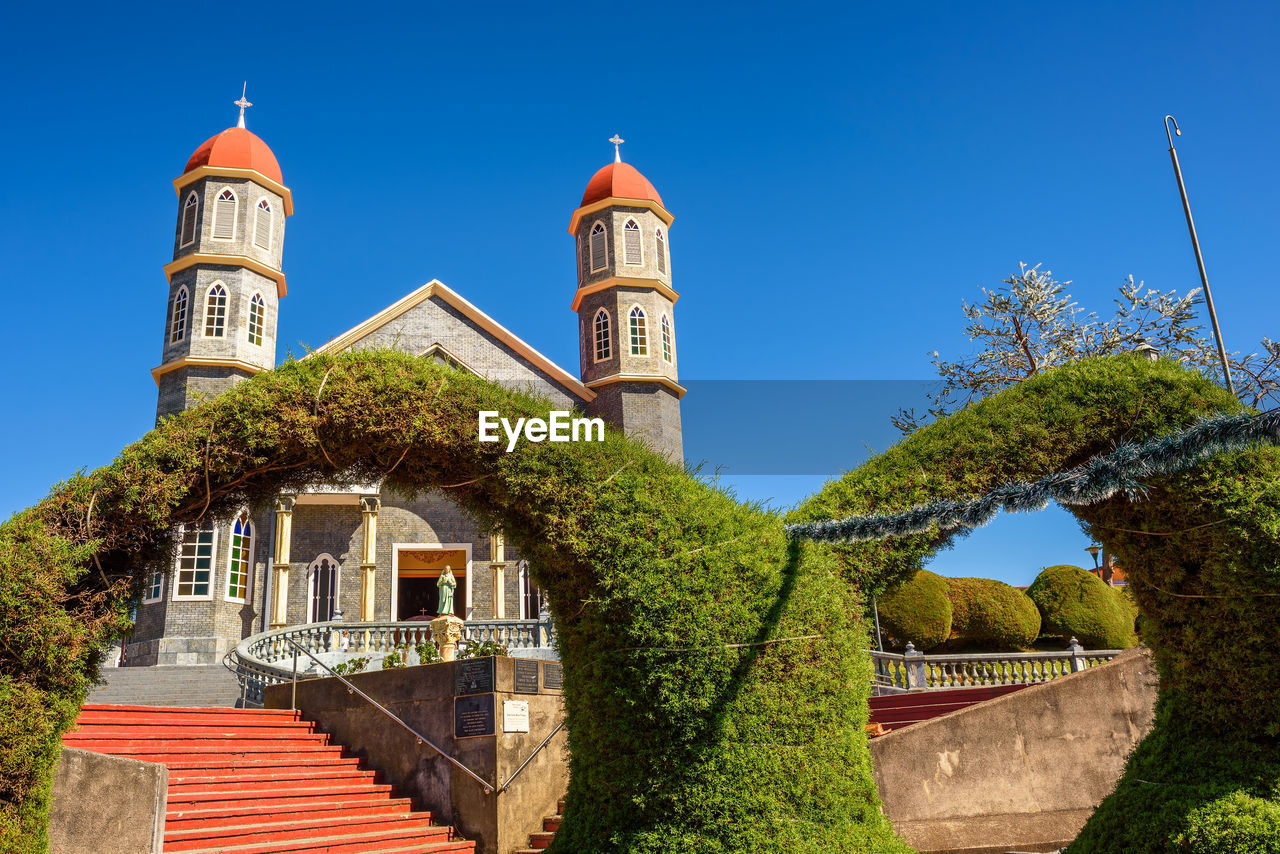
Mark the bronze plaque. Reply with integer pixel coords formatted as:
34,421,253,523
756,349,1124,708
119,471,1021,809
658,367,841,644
455,658,496,696
543,661,564,690
513,659,539,693
454,694,495,739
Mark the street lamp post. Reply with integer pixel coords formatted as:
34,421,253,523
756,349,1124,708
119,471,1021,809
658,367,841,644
1086,544,1101,576
1164,115,1235,396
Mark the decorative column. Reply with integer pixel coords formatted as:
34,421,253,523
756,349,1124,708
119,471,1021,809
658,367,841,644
269,495,296,628
490,532,509,619
359,496,380,622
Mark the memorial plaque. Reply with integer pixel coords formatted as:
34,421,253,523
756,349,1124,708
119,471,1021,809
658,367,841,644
543,661,564,690
503,700,530,733
513,659,539,694
455,694,496,739
455,658,495,696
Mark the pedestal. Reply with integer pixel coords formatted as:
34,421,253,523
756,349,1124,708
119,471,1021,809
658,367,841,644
431,614,465,662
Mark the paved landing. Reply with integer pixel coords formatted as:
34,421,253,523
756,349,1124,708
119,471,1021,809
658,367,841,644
88,665,244,708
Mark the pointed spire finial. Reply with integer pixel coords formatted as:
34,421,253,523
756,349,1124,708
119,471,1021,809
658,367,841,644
235,82,253,129
609,134,625,163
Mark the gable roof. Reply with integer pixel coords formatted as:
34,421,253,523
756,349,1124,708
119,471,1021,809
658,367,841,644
311,279,595,402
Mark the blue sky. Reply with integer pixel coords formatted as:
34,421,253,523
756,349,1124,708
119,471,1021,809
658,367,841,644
1,1,1276,585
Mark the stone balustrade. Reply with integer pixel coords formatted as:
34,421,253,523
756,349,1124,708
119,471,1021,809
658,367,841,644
871,638,1123,692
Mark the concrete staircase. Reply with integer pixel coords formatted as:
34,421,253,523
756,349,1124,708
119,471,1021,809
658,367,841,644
868,684,1027,732
514,798,563,853
88,665,244,707
63,705,474,853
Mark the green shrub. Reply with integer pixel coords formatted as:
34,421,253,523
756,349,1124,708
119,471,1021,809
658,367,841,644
1177,791,1280,854
943,576,1041,650
331,656,370,676
876,569,952,651
459,639,509,659
1026,564,1138,649
414,643,442,664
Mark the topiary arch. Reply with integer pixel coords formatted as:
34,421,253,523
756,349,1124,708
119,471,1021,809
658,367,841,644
1,349,910,854
5,350,1279,852
788,354,1280,852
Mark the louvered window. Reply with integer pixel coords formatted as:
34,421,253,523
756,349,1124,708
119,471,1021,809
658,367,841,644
205,284,227,337
180,192,199,246
629,307,648,356
589,222,606,272
655,228,667,275
309,555,339,623
593,309,612,361
247,293,265,345
254,199,272,250
623,219,642,265
176,524,215,598
661,314,673,363
169,287,189,343
226,513,252,602
212,189,237,240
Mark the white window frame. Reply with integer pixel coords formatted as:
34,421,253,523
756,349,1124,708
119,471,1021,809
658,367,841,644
253,198,273,252
628,305,648,357
169,286,189,344
204,282,228,338
180,191,199,248
173,523,217,601
211,187,238,242
661,313,673,364
593,308,612,362
518,560,544,620
247,292,266,346
225,512,253,603
655,227,667,276
589,221,607,272
622,218,643,266
390,543,474,621
307,553,342,623
142,571,164,604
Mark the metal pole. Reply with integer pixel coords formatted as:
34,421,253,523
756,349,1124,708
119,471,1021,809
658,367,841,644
291,648,298,711
1165,115,1235,396
871,596,884,653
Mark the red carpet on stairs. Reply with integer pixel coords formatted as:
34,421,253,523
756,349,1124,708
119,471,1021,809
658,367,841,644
868,684,1028,732
63,705,474,854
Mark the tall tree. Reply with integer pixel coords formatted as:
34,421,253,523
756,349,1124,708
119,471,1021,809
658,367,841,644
894,263,1280,433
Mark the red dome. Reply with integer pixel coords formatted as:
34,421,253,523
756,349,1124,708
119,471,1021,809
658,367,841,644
580,162,663,208
184,127,284,185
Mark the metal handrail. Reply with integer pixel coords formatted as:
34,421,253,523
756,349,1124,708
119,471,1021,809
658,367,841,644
282,637,497,795
498,720,566,795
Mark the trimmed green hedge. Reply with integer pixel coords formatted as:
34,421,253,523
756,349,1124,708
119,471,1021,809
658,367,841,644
789,355,1280,851
876,569,952,651
0,350,910,854
943,576,1041,650
1026,564,1138,649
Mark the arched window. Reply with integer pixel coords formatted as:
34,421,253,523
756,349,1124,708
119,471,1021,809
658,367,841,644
175,523,215,599
629,306,648,356
655,227,667,276
180,192,199,247
212,189,237,241
623,219,642,266
593,308,612,362
169,286,189,343
589,222,607,272
247,293,265,346
253,199,273,251
226,511,252,602
308,555,340,622
204,283,227,337
661,314,673,364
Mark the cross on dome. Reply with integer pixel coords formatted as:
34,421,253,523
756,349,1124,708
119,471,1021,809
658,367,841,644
235,82,253,129
609,134,625,163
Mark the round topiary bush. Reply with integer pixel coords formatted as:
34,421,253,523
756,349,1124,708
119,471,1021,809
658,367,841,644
1026,564,1138,649
944,576,1041,650
876,569,952,650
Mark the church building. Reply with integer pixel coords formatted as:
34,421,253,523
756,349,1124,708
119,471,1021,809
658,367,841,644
124,100,684,667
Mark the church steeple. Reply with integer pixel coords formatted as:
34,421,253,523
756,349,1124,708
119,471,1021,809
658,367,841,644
152,92,293,422
570,138,684,464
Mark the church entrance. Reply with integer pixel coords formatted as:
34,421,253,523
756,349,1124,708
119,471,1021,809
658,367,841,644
394,546,468,620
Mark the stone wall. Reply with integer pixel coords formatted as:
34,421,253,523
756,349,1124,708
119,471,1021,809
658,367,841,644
49,748,167,854
870,648,1158,854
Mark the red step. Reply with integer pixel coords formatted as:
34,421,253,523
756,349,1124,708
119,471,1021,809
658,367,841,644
63,704,475,853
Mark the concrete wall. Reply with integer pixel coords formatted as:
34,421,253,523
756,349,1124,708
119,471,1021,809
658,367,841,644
265,657,567,854
49,747,167,854
870,648,1158,854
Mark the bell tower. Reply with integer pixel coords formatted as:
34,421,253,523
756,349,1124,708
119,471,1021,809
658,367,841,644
571,136,684,464
153,89,293,421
